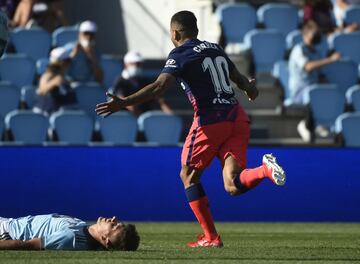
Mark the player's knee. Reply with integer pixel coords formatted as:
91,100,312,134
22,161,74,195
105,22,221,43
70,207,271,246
179,170,192,186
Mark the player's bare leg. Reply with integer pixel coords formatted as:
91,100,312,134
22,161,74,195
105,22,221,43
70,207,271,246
180,165,223,248
223,154,286,196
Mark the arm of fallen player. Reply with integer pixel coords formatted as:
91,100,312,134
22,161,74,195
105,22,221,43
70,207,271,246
96,73,175,117
0,238,42,250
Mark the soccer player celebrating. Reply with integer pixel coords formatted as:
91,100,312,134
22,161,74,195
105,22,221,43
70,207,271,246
0,214,139,251
96,11,286,248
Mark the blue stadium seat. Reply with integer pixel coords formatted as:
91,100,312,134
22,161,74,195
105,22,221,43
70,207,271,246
304,84,345,129
98,112,137,145
329,32,360,64
322,59,358,95
272,60,290,102
346,85,360,112
257,3,299,36
335,112,360,147
21,85,37,109
286,30,302,50
244,29,286,73
101,55,122,89
36,57,49,75
0,82,20,117
0,54,35,88
50,110,93,144
138,111,182,145
5,110,48,144
215,3,257,44
10,28,51,61
52,26,78,47
0,116,3,139
344,6,360,26
73,82,106,118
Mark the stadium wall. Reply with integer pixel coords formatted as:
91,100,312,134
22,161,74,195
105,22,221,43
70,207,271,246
1,147,359,222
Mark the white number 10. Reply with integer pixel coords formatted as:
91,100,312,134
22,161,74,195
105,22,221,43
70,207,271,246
202,56,232,94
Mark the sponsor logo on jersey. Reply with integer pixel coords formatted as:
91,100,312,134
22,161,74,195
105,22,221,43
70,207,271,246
164,59,177,68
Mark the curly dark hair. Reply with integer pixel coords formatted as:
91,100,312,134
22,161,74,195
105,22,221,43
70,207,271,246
111,224,140,251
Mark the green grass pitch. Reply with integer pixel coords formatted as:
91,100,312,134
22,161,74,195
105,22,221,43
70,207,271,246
1,223,359,264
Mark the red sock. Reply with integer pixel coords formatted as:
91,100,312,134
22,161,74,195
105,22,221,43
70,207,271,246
189,196,218,240
239,166,266,189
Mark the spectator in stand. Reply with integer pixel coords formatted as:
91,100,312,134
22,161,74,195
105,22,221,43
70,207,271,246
64,20,103,84
112,51,173,116
288,21,341,141
34,47,77,114
0,0,17,20
303,0,359,34
27,0,66,32
8,0,34,28
333,0,360,27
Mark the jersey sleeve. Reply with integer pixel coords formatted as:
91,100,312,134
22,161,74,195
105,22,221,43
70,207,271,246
161,52,182,77
42,229,75,250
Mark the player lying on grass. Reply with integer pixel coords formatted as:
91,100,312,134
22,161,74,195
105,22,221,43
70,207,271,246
96,10,286,248
0,214,139,251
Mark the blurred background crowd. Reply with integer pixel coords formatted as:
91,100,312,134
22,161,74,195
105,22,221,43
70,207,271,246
0,0,359,147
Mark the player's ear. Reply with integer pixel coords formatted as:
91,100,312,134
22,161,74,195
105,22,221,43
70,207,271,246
174,30,181,41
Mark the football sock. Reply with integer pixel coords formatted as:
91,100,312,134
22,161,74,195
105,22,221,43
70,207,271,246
233,166,265,192
185,183,218,240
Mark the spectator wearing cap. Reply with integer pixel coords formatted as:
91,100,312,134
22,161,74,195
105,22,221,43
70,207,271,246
34,47,77,114
64,20,103,83
112,51,173,116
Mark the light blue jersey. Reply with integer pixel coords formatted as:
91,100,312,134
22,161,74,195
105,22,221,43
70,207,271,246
8,214,100,250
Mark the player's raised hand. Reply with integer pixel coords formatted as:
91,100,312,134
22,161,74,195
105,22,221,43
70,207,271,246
244,78,259,101
95,92,124,117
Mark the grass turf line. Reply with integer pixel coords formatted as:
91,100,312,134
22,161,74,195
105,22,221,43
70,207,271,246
0,223,359,264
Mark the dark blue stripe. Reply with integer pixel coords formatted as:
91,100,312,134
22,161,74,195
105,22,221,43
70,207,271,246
186,127,198,166
185,184,206,202
233,175,250,193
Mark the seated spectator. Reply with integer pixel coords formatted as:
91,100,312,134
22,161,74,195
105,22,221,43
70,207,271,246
0,214,139,251
289,21,343,142
289,20,341,105
8,0,34,28
303,0,358,34
26,0,66,32
333,0,359,30
113,51,173,116
64,20,103,83
34,47,77,114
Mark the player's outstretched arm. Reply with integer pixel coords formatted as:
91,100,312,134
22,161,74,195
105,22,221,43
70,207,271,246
229,68,258,101
96,73,176,117
0,238,41,250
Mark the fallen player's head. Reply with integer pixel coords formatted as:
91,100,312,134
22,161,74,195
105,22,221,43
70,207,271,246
92,216,140,251
170,10,198,47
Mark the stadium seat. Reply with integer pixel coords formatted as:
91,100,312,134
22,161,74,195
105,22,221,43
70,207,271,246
10,28,51,61
0,82,20,117
329,32,360,64
272,60,290,101
322,59,358,95
346,85,360,112
335,112,360,147
5,110,48,144
98,111,137,145
244,29,286,73
0,54,35,88
257,3,299,36
0,116,3,140
21,86,37,109
304,84,345,129
36,57,49,75
138,111,182,145
101,55,122,89
344,6,360,26
286,30,302,50
50,110,93,144
52,26,78,47
215,3,257,44
73,82,106,118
